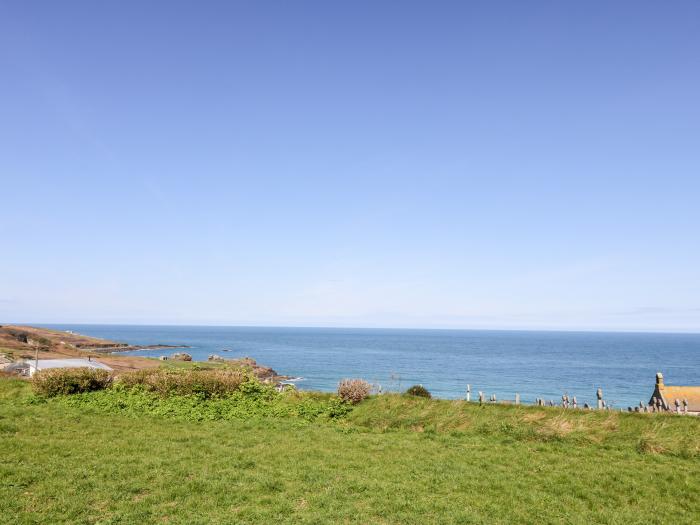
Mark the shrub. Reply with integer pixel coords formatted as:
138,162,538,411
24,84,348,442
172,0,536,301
337,379,371,404
56,387,354,423
405,385,431,398
32,368,112,397
115,368,248,398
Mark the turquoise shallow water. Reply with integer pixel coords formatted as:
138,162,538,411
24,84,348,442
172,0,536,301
44,325,700,409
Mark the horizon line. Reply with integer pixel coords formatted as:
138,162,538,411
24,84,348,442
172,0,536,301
6,321,700,337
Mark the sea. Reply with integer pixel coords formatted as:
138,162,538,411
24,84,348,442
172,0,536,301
43,325,700,409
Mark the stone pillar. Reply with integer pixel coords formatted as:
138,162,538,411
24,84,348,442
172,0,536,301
596,388,603,410
466,384,471,402
478,391,484,404
515,393,520,405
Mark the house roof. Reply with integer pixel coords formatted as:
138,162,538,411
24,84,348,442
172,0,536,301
659,386,700,412
27,358,112,372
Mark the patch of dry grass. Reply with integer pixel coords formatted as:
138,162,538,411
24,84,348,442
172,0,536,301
347,394,700,456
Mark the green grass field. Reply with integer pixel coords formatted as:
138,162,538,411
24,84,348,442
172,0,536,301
1,378,698,524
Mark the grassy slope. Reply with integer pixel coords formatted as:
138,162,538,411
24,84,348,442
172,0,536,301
0,325,162,372
1,380,698,525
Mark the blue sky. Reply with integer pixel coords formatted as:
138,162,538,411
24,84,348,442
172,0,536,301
1,1,699,331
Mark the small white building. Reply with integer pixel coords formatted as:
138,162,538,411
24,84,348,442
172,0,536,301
26,358,112,377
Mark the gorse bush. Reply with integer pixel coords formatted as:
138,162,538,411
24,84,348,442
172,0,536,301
405,385,431,398
32,368,112,397
115,368,249,398
337,379,371,404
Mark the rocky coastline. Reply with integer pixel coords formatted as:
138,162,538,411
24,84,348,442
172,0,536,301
0,325,292,385
89,344,192,354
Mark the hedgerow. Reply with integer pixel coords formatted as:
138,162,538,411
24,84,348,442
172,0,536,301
51,379,352,423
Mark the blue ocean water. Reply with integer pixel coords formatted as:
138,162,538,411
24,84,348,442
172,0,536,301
45,325,700,409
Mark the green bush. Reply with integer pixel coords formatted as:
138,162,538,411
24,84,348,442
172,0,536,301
32,368,112,397
405,385,431,398
56,385,353,423
115,368,249,398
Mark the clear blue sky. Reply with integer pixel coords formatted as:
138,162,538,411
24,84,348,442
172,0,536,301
1,1,699,331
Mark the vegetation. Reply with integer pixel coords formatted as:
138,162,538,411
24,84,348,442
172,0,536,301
337,378,372,404
1,378,699,524
29,368,349,422
32,368,112,397
51,381,351,423
114,368,248,398
405,384,431,398
347,395,700,454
